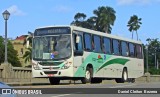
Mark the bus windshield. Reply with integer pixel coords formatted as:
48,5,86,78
32,35,71,60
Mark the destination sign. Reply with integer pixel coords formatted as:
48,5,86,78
34,27,71,36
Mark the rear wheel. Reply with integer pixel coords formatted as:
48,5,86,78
122,69,128,82
81,67,92,84
128,78,135,83
49,78,60,85
115,68,128,83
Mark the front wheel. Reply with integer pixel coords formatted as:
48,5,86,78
81,67,92,84
49,77,60,85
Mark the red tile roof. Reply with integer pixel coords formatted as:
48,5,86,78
15,35,27,40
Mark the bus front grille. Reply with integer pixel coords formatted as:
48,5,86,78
44,71,58,74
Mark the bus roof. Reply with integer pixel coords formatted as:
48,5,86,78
35,25,143,45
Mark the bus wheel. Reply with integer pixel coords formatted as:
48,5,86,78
115,68,128,83
91,78,102,84
49,78,60,85
122,68,128,82
81,67,92,84
128,78,135,83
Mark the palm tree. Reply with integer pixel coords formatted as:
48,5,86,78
127,15,142,40
71,12,87,27
74,13,86,21
93,6,116,34
23,33,33,64
23,35,32,47
23,47,32,63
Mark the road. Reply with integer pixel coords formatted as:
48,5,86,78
11,81,160,97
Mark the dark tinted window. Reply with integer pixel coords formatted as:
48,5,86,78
129,43,135,57
136,45,143,58
93,35,101,53
103,37,111,54
113,39,120,55
121,41,129,56
84,33,92,51
73,34,83,51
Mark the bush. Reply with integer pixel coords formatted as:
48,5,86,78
147,68,160,75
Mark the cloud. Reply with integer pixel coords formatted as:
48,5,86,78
117,0,160,5
5,5,26,16
52,5,72,13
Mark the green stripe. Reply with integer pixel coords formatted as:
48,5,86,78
97,58,130,72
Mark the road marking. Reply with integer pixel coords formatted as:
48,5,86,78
109,84,137,88
51,92,81,97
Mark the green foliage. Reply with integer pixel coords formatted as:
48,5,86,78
147,68,160,75
0,36,21,67
71,6,116,34
22,34,32,63
144,38,160,74
23,47,32,63
23,35,32,46
127,15,142,40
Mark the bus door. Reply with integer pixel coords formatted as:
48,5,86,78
72,32,84,77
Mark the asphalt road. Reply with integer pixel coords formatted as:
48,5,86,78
11,82,160,97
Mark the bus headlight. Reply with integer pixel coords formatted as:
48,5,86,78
62,61,72,69
32,63,41,70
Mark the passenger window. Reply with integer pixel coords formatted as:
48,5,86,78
129,43,135,57
121,41,129,56
136,45,142,58
93,35,102,53
84,33,92,51
73,34,83,52
103,37,111,54
113,39,120,55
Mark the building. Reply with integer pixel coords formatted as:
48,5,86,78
11,35,31,67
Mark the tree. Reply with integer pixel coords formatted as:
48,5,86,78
127,15,142,40
71,6,116,34
23,34,32,63
23,35,32,47
0,36,21,67
93,6,116,33
23,48,32,63
71,13,87,27
146,38,160,68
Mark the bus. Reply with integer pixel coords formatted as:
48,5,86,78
32,25,144,85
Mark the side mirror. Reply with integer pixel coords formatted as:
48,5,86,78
76,35,80,43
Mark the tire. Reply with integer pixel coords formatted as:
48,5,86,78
81,67,93,84
91,78,102,84
49,77,60,85
122,68,128,82
128,78,135,83
115,68,128,83
115,78,123,83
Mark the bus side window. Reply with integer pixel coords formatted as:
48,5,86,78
84,33,92,51
112,39,120,55
129,43,135,57
73,34,83,51
121,41,129,56
93,35,102,53
103,37,111,54
136,45,142,59
73,33,83,56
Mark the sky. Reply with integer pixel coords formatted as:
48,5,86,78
0,0,160,44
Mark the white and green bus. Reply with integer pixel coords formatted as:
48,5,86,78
32,25,144,85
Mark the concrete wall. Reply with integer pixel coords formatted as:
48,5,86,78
0,63,49,84
0,63,160,84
